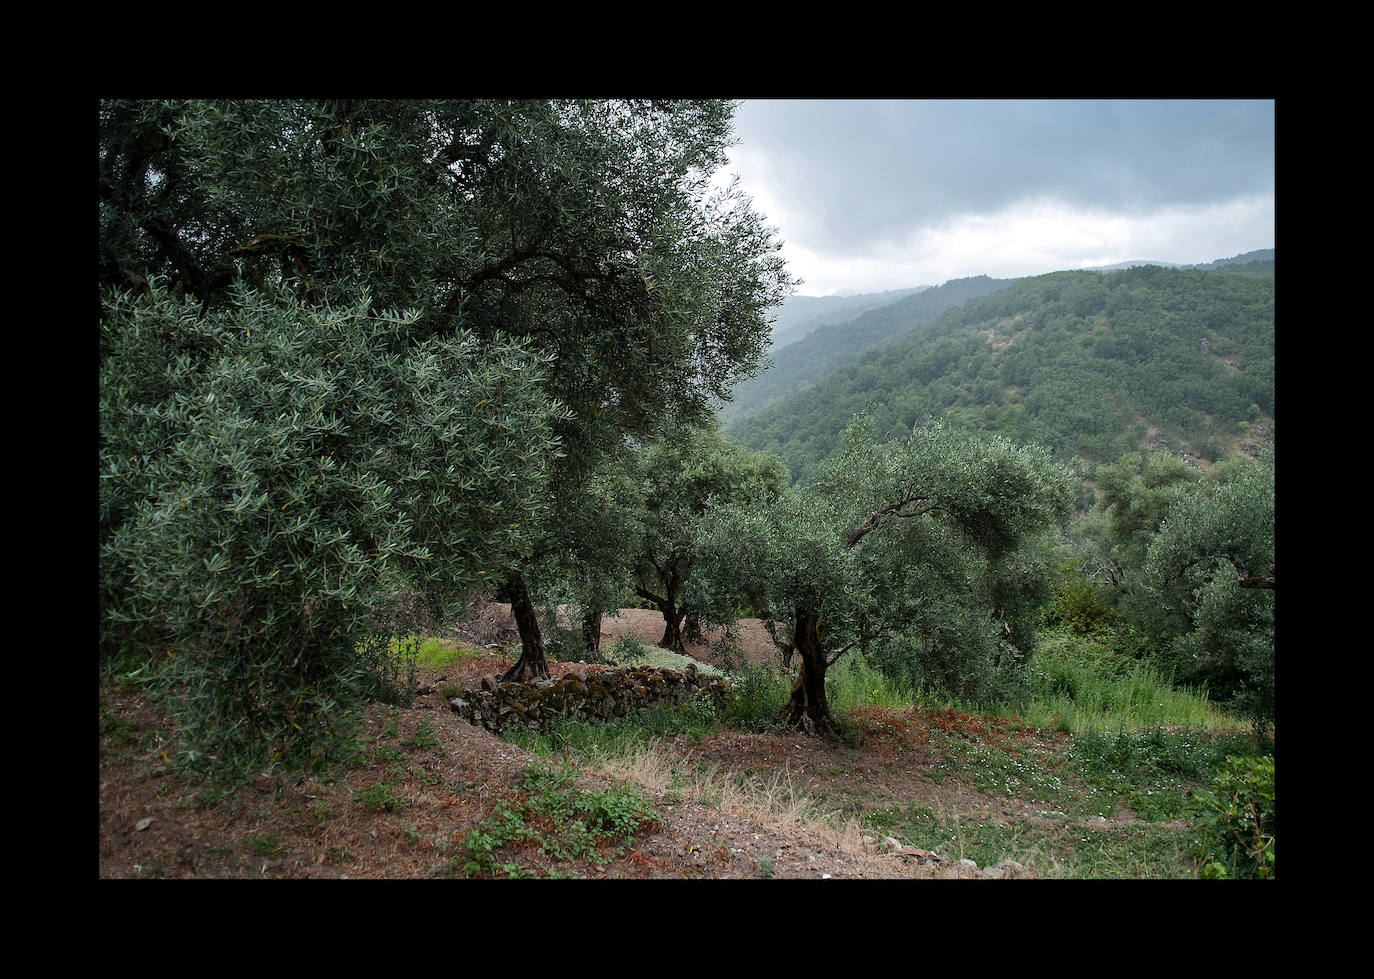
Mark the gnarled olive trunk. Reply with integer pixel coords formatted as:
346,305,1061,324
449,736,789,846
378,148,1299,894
636,581,687,653
581,607,603,659
500,572,549,683
783,610,836,736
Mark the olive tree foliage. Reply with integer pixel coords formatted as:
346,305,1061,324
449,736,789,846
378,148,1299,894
629,422,789,652
1074,452,1203,600
693,418,1078,734
100,284,566,773
100,99,792,693
1144,445,1275,729
100,98,787,434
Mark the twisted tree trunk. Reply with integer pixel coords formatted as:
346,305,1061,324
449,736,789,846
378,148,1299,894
500,572,548,682
581,607,603,660
783,610,837,736
636,580,687,653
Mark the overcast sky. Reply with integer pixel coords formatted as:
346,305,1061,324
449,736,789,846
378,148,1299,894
723,99,1275,297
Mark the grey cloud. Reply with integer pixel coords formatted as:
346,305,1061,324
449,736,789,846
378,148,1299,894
733,99,1275,251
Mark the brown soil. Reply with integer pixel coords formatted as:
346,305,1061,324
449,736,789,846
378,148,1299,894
98,608,1059,879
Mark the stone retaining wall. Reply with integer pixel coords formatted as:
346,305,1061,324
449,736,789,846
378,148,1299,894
450,662,731,734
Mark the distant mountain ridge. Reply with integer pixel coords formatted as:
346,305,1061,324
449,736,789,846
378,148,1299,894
768,287,929,348
719,275,1016,426
1078,249,1274,273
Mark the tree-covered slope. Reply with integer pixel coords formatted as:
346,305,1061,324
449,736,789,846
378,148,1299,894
728,264,1275,486
720,275,1017,426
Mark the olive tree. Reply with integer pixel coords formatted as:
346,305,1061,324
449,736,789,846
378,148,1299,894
1144,446,1275,729
100,283,566,772
100,99,792,698
630,422,788,652
694,419,1078,734
525,458,648,662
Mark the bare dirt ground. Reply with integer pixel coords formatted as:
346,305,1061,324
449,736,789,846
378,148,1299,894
99,608,1075,879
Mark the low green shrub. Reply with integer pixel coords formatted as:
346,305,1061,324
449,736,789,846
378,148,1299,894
719,660,791,732
1038,563,1117,635
1191,754,1275,879
455,758,657,877
608,635,651,664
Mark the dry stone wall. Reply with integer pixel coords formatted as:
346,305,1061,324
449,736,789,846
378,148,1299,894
450,662,731,734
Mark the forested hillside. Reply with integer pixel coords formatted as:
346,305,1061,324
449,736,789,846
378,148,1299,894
729,263,1274,486
720,275,1017,426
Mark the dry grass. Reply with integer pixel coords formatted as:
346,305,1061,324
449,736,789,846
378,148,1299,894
590,743,876,859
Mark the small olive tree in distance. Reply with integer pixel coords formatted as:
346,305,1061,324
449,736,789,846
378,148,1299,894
630,421,789,652
693,418,1078,735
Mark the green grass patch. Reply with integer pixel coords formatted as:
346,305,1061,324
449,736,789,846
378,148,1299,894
1071,726,1264,822
827,653,917,714
384,634,481,672
1019,630,1242,734
882,786,1199,878
245,832,287,857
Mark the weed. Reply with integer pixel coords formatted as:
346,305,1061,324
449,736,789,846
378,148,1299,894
827,653,916,714
197,784,232,809
719,660,790,732
1021,630,1237,734
453,758,657,878
370,743,405,765
137,860,167,878
1191,754,1274,878
404,719,441,752
246,833,286,857
1073,727,1262,820
100,708,140,749
609,635,651,664
509,696,722,759
410,764,441,786
355,780,405,813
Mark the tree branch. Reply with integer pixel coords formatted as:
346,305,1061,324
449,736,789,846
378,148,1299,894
142,217,235,300
843,496,936,550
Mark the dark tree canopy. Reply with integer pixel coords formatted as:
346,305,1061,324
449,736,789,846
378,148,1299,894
99,99,793,767
100,99,790,442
